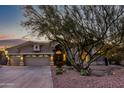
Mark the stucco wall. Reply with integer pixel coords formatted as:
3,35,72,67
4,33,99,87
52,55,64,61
7,42,53,54
7,48,19,53
40,45,53,53
19,44,33,53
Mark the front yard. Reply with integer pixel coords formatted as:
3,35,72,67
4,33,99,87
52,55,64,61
51,65,124,88
0,65,124,88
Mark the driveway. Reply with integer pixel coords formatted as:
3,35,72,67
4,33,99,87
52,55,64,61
0,66,53,88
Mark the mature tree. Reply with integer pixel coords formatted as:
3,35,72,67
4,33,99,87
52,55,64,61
105,44,124,65
22,5,124,75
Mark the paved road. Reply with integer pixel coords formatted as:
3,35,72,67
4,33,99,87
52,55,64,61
0,66,53,88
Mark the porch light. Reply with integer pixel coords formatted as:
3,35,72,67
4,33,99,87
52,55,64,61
56,51,62,54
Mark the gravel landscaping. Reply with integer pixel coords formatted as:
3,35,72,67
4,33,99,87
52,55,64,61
51,65,124,88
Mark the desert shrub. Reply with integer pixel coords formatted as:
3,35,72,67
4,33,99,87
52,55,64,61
109,52,124,65
65,59,72,66
80,68,91,76
56,67,63,75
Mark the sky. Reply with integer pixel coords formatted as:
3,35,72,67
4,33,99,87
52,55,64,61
0,5,47,41
0,5,27,40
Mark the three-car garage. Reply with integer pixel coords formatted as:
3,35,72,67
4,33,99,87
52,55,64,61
9,54,51,66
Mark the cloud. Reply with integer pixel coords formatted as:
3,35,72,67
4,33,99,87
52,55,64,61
0,23,27,40
0,34,14,40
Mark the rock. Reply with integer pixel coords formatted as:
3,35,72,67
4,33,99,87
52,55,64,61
91,70,106,76
120,60,124,66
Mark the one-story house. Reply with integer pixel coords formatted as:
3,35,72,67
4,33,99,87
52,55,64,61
0,39,111,66
1,40,54,66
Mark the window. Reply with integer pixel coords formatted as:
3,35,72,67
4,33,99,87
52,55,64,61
26,55,31,57
39,55,43,57
32,55,37,57
44,55,49,57
33,44,40,51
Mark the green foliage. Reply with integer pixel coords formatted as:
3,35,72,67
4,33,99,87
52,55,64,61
22,5,124,74
65,59,72,66
111,52,124,63
80,68,91,76
56,67,63,75
107,46,124,65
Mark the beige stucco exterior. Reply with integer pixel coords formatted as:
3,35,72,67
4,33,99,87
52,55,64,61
6,41,54,66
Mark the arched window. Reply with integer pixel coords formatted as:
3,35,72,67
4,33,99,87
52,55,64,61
33,44,40,51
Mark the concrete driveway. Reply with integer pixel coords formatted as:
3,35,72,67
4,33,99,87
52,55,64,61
0,66,53,88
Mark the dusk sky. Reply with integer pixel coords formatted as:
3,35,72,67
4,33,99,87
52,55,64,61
0,5,33,40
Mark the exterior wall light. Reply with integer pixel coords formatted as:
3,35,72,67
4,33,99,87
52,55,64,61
20,56,23,61
50,55,54,62
5,50,8,56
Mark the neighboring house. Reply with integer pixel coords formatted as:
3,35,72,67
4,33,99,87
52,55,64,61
1,40,54,66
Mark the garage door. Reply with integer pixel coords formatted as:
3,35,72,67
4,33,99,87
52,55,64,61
10,56,20,66
24,55,50,66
